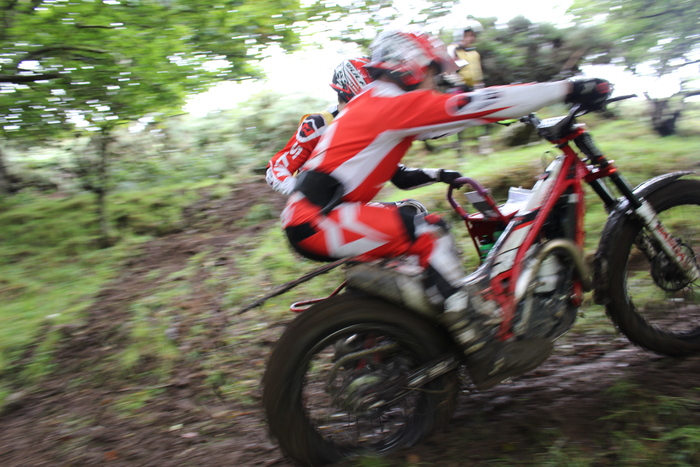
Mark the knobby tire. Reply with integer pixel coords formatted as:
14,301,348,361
262,294,458,466
605,178,700,355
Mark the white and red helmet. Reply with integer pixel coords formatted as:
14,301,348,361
330,57,373,103
365,30,458,88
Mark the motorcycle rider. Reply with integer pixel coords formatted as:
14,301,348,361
267,57,455,214
281,29,611,387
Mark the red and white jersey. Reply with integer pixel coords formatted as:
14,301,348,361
266,106,337,195
301,80,570,204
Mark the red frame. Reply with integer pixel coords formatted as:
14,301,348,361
449,127,614,339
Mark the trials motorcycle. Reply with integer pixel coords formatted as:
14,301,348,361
258,96,700,466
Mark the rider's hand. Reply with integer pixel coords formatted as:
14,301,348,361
566,78,613,112
438,169,463,185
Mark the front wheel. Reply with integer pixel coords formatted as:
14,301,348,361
262,295,458,466
605,178,700,355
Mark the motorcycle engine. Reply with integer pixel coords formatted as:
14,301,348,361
513,253,578,340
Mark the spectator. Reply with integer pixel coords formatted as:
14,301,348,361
447,18,485,91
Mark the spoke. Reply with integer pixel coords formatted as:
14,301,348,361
301,331,422,451
626,202,700,335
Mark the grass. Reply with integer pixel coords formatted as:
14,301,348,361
0,178,228,399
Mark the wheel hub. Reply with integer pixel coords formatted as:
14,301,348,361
650,241,696,292
332,368,391,416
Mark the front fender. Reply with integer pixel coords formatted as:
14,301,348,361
592,171,695,304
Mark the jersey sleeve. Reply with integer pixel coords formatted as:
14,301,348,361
266,112,331,195
393,81,571,135
390,164,440,190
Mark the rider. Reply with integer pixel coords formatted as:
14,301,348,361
267,58,456,201
281,29,611,387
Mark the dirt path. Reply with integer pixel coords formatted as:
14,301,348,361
2,180,700,467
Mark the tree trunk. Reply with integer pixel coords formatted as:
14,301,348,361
0,146,10,195
647,96,680,137
644,90,700,137
96,128,112,247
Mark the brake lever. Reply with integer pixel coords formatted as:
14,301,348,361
574,94,637,118
604,94,638,105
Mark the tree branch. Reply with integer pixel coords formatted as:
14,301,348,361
639,9,684,19
75,23,116,29
560,47,588,75
0,72,60,83
21,46,108,63
3,0,20,12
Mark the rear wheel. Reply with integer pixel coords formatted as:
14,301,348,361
605,179,700,355
262,295,458,466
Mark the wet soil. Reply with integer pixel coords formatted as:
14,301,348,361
2,179,700,467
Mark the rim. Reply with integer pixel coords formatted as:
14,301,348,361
297,323,434,454
624,202,700,337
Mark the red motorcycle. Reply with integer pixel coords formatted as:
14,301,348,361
260,96,700,465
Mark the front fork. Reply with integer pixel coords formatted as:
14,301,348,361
632,200,700,283
579,129,700,285
593,170,700,283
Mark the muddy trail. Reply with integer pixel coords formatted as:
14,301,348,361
2,179,700,467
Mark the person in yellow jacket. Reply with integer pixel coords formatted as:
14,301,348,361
445,19,490,156
447,19,484,91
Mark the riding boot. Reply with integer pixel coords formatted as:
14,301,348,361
437,276,553,390
421,226,467,305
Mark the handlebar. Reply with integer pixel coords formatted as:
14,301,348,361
604,94,638,105
520,93,638,128
446,176,511,225
519,93,639,142
447,94,639,215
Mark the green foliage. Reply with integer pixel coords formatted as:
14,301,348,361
568,0,700,78
474,16,611,85
112,388,165,416
0,0,320,138
166,91,330,171
1,90,333,198
0,0,456,141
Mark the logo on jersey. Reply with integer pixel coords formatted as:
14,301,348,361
298,114,326,140
447,90,503,115
455,95,471,110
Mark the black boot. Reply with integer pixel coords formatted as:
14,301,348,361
464,337,553,389
439,282,553,390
